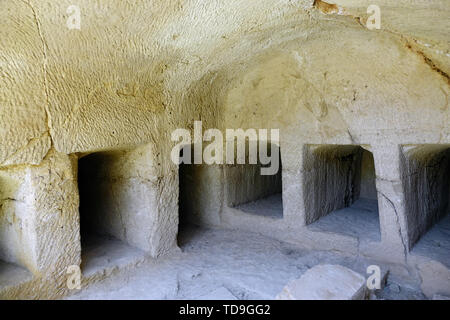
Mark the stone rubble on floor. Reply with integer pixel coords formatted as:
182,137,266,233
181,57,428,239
276,264,367,300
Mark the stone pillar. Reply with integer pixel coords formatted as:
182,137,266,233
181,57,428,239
151,151,179,257
281,140,306,225
371,144,409,261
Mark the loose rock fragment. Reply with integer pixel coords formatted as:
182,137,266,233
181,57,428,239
277,264,367,300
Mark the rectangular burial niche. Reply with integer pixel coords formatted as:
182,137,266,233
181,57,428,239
77,149,149,275
304,145,380,242
0,172,33,288
402,145,450,265
177,144,223,246
225,142,283,219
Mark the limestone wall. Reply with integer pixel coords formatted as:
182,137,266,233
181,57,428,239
401,145,450,249
0,0,449,298
78,145,161,254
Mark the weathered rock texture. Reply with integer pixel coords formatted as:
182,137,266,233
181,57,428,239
78,144,167,255
276,264,367,300
0,0,449,299
225,147,282,208
303,145,365,224
401,145,450,249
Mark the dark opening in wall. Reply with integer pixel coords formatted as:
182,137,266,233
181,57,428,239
78,150,146,275
225,143,282,219
401,145,450,261
304,145,380,242
177,143,282,246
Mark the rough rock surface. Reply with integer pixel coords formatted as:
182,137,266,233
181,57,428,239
0,0,449,298
276,264,367,300
67,227,424,300
418,260,450,298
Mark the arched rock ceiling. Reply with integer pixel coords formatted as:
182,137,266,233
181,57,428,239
0,0,449,167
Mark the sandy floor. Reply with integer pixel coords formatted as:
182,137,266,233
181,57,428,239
67,225,425,300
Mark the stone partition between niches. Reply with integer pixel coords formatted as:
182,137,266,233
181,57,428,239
78,144,160,255
0,169,32,271
0,150,80,276
401,145,450,250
